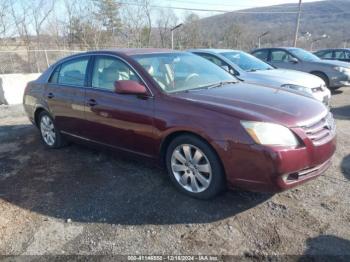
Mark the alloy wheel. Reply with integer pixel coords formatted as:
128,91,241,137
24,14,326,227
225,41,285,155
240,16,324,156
40,115,56,146
171,144,212,193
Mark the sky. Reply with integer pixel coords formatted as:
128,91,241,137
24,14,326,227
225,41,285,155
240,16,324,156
151,0,324,20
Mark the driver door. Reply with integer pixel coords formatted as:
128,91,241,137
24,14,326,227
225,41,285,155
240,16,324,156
269,50,298,70
83,55,156,157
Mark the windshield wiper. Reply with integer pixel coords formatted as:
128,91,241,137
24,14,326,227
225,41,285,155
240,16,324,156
196,80,238,90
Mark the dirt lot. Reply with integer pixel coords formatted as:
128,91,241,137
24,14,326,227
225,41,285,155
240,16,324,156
0,88,349,259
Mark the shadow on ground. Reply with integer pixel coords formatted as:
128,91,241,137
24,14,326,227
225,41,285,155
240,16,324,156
331,105,350,120
0,124,271,225
300,235,350,261
341,154,350,181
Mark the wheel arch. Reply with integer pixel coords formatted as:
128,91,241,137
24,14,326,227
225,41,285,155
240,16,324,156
309,71,329,86
159,130,225,177
34,107,48,127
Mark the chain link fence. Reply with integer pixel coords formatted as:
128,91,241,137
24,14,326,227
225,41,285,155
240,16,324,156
0,50,84,74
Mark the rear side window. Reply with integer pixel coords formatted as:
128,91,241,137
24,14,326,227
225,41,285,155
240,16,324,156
316,50,332,59
57,57,89,86
48,66,60,83
253,50,269,61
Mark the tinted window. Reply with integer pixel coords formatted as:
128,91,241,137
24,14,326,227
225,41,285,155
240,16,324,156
253,50,269,61
270,50,293,62
92,56,140,91
49,66,60,83
346,51,350,59
197,53,228,67
334,51,346,59
133,53,236,93
289,48,320,62
316,50,332,59
221,51,273,71
58,57,89,86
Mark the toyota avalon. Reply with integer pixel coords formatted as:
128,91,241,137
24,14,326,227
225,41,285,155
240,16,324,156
23,49,336,199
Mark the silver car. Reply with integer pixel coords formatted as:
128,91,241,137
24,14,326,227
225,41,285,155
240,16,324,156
189,49,331,105
251,47,350,90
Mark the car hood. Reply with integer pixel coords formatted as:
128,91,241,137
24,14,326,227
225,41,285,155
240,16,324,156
173,83,328,127
245,69,325,88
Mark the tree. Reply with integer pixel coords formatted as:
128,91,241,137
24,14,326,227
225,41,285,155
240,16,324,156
181,13,201,48
156,8,178,48
93,0,121,45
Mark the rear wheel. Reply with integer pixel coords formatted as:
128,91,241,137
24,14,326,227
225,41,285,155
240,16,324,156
39,111,66,148
165,135,225,199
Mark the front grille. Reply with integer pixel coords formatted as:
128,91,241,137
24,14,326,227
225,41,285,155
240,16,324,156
302,113,336,145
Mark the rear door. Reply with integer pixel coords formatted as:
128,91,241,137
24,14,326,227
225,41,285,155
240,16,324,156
83,55,156,157
46,56,90,135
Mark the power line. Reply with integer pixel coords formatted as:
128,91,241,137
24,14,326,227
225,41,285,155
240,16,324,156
117,1,300,14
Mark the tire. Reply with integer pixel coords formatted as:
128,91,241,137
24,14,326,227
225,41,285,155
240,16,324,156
165,135,225,199
311,71,330,88
38,111,66,148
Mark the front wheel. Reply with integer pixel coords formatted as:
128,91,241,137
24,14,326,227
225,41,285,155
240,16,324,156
39,111,66,148
165,135,225,199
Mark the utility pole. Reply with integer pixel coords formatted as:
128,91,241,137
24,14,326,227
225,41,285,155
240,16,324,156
171,23,183,50
293,0,302,47
258,31,270,48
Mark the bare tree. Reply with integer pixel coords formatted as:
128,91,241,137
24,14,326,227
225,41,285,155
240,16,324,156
156,8,178,48
29,0,55,49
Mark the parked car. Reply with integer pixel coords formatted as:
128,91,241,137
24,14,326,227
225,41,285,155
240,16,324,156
23,49,336,199
251,47,350,90
314,48,350,63
189,49,331,105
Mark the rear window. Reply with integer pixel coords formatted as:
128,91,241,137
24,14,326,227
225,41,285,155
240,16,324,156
57,57,89,86
253,50,269,61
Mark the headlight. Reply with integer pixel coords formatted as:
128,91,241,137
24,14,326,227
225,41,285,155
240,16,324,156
241,121,299,147
334,66,350,74
281,84,312,94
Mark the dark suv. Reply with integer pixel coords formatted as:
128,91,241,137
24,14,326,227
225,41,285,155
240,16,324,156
314,48,350,63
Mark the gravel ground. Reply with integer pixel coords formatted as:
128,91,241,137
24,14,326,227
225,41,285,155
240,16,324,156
0,88,349,259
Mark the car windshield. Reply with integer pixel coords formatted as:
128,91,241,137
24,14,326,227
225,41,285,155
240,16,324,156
289,48,321,62
220,51,274,72
132,53,237,93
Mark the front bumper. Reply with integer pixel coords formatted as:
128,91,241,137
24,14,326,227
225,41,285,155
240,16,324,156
329,72,350,88
216,133,336,192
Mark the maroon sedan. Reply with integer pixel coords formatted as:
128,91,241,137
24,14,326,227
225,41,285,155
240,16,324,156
23,49,336,199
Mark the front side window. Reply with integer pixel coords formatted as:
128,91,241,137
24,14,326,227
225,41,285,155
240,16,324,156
253,50,269,61
92,56,140,91
58,57,89,86
197,53,227,67
221,51,273,72
133,53,236,93
289,48,320,62
270,50,293,62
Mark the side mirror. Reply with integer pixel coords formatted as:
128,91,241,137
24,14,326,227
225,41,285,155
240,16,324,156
289,57,299,64
114,80,148,95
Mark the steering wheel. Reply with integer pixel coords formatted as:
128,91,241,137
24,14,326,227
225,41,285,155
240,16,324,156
185,73,200,83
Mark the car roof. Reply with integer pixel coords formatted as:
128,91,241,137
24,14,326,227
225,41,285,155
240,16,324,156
188,48,242,54
68,48,179,58
314,48,350,52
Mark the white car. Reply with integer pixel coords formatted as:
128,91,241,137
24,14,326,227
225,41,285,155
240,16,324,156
189,49,331,106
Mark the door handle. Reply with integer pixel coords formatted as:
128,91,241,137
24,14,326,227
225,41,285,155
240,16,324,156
47,93,54,99
87,99,97,107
